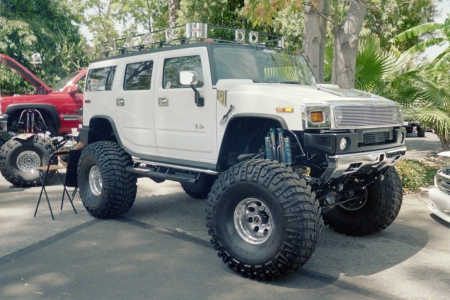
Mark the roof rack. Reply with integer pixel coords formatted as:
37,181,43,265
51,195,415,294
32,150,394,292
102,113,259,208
99,23,284,57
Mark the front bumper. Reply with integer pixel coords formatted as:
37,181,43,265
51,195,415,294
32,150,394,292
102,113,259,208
428,187,450,223
318,145,406,183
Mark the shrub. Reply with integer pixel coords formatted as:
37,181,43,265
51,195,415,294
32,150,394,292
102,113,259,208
394,159,439,193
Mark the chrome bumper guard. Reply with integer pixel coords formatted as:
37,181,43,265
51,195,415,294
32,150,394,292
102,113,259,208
319,145,406,183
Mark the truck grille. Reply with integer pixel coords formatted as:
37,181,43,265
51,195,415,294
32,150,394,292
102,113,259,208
334,105,402,128
436,168,450,194
363,132,389,145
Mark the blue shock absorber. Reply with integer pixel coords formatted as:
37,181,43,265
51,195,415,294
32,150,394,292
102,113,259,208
269,127,277,161
277,128,285,163
265,136,272,159
284,137,292,166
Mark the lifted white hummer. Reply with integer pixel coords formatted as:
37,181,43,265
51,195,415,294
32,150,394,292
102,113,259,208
78,24,406,281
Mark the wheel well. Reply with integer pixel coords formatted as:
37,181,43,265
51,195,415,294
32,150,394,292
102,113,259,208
87,117,118,144
7,108,59,135
217,117,283,170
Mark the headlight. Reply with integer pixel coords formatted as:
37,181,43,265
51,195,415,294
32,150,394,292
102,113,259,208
339,137,348,150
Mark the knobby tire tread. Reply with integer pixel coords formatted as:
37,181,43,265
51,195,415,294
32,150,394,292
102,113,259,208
206,159,323,281
322,166,403,237
79,141,137,219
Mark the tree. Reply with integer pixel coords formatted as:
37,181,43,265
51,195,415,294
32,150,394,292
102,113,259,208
350,21,450,150
364,0,439,51
0,0,90,93
243,0,370,88
390,18,450,150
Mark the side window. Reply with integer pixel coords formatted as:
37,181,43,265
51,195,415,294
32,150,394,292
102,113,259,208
163,55,204,89
124,60,153,90
86,66,117,92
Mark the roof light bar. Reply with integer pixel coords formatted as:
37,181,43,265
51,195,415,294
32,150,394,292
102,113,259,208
99,23,284,57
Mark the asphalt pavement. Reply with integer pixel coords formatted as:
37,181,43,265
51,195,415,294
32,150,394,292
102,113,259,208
1,135,450,300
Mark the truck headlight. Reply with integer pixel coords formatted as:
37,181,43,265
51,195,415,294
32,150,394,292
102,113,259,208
339,137,348,150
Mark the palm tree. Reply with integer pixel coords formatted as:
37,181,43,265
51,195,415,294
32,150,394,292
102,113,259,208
389,18,450,150
348,21,450,150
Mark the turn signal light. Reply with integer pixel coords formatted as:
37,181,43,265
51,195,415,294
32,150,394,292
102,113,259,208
310,111,324,123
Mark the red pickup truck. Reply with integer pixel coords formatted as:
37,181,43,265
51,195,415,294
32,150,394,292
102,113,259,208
0,54,86,187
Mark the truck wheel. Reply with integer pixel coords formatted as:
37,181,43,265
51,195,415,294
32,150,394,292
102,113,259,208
0,136,54,187
206,159,323,281
181,174,215,199
417,128,426,137
78,141,137,219
322,166,402,237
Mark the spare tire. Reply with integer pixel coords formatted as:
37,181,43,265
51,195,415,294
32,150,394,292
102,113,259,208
0,135,55,187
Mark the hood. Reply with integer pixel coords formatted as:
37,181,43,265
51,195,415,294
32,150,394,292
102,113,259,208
0,54,52,94
217,80,395,105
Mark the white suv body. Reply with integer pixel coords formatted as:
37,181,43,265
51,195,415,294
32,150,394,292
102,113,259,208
78,24,407,281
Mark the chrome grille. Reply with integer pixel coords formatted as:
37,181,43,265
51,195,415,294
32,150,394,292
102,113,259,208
334,105,403,128
436,168,450,194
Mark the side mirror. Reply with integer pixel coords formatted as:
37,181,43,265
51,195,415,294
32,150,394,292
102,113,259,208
178,71,204,107
178,71,198,86
67,85,80,95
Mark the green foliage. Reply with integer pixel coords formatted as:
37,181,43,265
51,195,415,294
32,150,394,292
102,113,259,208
364,0,439,51
0,0,91,94
394,159,438,193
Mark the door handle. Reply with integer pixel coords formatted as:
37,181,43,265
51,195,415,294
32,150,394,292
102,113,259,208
116,98,125,106
158,97,169,107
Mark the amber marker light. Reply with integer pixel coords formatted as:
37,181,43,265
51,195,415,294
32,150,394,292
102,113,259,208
276,107,294,113
310,111,324,122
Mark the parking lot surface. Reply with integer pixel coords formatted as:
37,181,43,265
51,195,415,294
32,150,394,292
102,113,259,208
1,134,449,300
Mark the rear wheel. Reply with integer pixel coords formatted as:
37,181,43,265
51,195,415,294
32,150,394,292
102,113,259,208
181,173,215,199
322,167,403,236
78,141,137,218
0,136,54,187
206,159,323,281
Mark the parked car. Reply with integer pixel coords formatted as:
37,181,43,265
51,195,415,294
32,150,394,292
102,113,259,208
428,151,450,223
403,119,426,137
0,54,86,187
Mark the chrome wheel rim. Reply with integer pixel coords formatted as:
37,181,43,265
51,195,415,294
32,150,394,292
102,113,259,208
89,166,102,196
16,151,41,173
234,198,274,245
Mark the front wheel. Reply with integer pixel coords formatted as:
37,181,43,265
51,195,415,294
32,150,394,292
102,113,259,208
0,136,55,187
78,141,137,218
206,159,323,281
322,166,403,236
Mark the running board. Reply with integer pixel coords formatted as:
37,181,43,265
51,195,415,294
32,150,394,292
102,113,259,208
127,165,197,183
133,159,219,175
127,159,218,184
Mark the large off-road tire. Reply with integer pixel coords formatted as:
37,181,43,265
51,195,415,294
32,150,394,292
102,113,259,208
181,173,215,199
0,136,55,187
206,159,323,281
78,141,137,219
322,166,403,237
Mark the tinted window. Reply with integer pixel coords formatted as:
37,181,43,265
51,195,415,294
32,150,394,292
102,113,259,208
86,66,116,91
163,56,204,89
124,61,153,90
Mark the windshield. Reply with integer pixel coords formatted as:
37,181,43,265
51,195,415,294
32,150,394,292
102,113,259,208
51,71,82,91
211,45,316,85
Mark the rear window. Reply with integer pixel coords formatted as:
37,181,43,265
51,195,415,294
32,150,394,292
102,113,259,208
86,66,117,92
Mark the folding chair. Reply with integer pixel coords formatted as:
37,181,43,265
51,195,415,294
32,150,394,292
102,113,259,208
61,149,82,211
34,149,78,220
